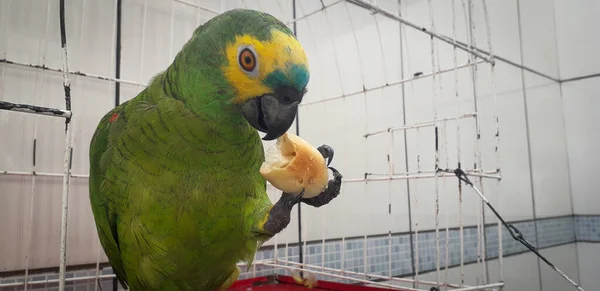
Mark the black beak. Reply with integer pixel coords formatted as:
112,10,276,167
241,86,303,141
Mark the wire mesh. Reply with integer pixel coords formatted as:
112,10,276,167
0,0,508,290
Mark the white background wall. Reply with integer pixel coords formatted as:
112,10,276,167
0,0,598,290
554,0,600,288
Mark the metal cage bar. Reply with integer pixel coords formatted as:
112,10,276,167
0,1,510,290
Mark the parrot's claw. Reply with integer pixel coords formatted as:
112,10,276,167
317,144,334,166
258,148,342,236
301,167,343,208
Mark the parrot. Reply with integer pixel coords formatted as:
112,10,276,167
88,8,343,291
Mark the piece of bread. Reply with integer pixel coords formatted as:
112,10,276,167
260,132,329,198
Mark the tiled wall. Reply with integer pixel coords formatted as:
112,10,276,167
1,215,597,290
239,215,579,281
574,215,600,242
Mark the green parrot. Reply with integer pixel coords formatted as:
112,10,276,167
88,8,342,291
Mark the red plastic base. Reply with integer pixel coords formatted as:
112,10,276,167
228,275,410,290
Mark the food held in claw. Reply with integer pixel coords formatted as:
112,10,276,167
260,132,329,198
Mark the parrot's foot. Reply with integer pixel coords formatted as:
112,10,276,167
218,266,240,291
262,191,304,235
260,144,342,235
291,269,318,289
301,167,342,208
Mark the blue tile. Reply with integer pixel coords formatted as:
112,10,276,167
537,216,576,248
575,215,600,241
277,248,286,258
4,215,596,287
0,278,15,284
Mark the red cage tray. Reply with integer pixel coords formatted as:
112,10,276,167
228,275,412,291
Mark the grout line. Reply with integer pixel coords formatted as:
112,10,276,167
515,1,543,290
396,0,417,285
573,214,600,218
557,68,582,291
549,0,576,244
464,47,559,83
560,73,600,83
550,0,563,82
576,240,600,244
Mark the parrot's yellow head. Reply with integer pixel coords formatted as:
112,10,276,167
223,26,310,141
223,30,309,104
170,9,310,140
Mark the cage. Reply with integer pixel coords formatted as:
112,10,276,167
0,0,594,291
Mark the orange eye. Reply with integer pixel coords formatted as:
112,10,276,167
238,48,256,72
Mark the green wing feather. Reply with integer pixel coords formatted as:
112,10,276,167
88,104,130,288
89,83,271,290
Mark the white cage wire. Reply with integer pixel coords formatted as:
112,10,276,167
5,0,586,290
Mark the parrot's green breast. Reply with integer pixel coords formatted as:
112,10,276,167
89,88,271,290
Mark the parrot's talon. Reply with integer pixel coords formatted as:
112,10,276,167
317,144,334,166
328,166,340,176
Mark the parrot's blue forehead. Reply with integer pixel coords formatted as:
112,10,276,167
263,64,309,93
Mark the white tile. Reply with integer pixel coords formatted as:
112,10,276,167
518,0,560,79
475,64,535,222
120,0,146,82
554,0,600,79
321,2,366,95
339,93,368,180
310,180,395,239
390,179,411,234
0,66,38,172
296,11,344,103
0,175,108,271
487,252,542,290
471,0,522,64
344,7,389,91
29,73,70,174
561,77,600,214
2,0,56,66
524,72,572,218
380,260,490,290
0,175,31,272
539,244,580,291
69,77,114,175
70,0,117,77
577,243,600,291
